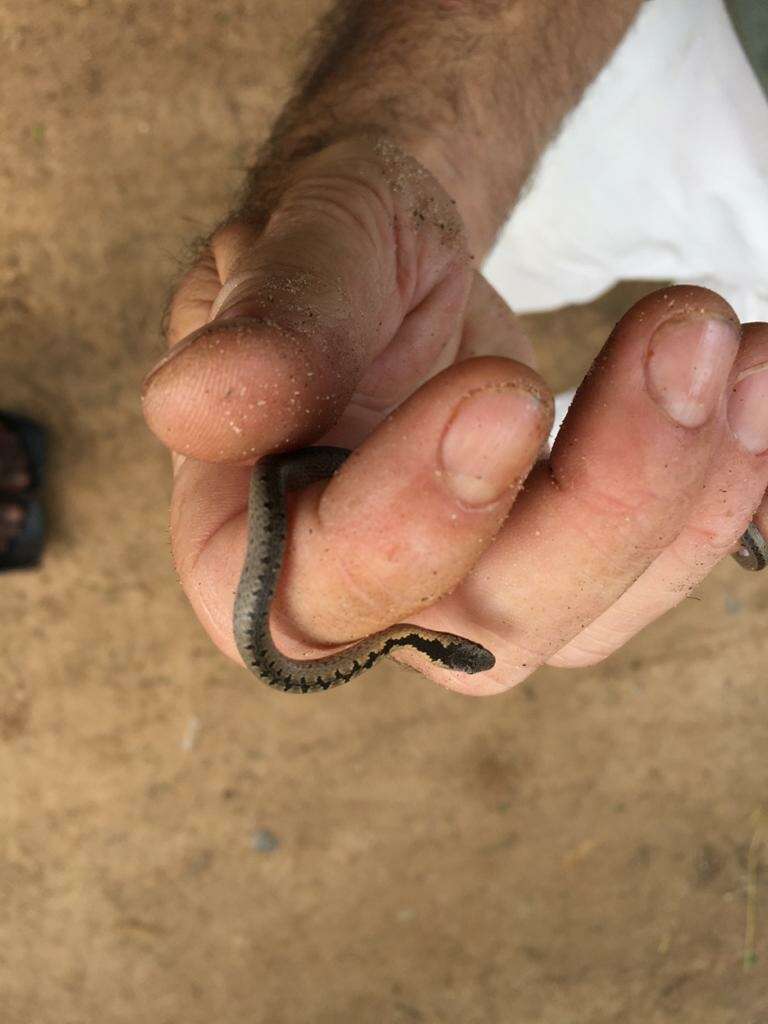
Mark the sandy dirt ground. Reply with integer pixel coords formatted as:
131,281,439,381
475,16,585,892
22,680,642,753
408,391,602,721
2,3,767,1022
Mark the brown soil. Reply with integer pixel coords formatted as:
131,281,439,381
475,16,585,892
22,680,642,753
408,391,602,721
2,3,767,1022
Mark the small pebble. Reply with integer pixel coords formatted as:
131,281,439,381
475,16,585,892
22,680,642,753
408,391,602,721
251,828,280,853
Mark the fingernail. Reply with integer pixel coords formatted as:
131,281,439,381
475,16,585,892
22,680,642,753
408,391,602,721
728,359,768,455
141,335,195,396
142,319,236,397
208,272,258,322
440,384,548,506
646,315,739,427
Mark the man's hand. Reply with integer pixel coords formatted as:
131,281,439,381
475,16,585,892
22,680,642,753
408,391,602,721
142,138,768,695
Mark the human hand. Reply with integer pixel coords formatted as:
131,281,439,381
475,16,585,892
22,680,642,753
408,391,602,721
143,137,768,695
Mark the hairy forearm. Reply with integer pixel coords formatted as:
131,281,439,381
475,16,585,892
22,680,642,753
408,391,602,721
238,0,642,255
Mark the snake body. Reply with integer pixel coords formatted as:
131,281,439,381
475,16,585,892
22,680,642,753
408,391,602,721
234,446,766,694
733,522,768,572
233,446,496,694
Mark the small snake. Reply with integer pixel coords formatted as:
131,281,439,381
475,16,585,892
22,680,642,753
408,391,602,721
233,446,496,694
234,446,767,694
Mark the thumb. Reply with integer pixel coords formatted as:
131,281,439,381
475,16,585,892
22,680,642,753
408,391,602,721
142,138,471,462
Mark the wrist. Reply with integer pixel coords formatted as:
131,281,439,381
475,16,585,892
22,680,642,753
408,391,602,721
392,132,508,259
237,127,501,260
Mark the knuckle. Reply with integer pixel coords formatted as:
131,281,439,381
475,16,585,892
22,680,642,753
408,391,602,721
276,170,396,253
556,469,669,571
683,519,749,562
547,635,616,668
332,544,412,624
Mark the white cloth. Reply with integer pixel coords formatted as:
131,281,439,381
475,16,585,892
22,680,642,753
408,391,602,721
484,0,768,325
